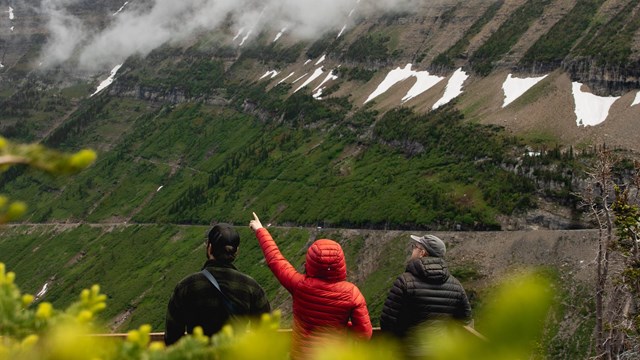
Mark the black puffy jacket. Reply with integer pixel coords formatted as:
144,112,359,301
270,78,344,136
380,256,472,337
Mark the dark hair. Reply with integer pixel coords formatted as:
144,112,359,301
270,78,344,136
207,223,240,262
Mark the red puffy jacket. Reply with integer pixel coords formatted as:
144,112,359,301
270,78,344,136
255,228,372,358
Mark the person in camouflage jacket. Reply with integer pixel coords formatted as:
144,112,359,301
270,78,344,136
164,223,271,345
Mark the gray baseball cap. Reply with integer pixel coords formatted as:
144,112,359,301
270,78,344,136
410,234,446,258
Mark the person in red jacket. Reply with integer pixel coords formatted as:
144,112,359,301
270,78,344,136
249,212,372,359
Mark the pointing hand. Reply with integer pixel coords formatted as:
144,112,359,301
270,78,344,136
250,212,263,232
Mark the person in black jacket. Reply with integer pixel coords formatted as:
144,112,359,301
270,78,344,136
380,234,472,350
164,223,271,345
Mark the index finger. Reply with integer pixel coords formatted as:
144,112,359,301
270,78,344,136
252,212,259,221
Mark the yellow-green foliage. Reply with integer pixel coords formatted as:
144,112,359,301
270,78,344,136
0,136,96,224
430,272,553,359
0,136,96,175
0,262,115,360
0,196,26,224
1,262,554,359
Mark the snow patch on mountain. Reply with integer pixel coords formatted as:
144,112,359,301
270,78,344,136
36,282,50,299
311,69,339,100
432,68,469,109
274,28,286,42
295,67,324,93
632,91,640,107
292,73,309,84
91,64,123,97
502,74,548,108
113,2,129,16
366,64,443,104
278,72,296,84
401,71,444,103
260,70,280,80
572,82,620,127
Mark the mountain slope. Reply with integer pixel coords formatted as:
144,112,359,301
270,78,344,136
5,0,638,230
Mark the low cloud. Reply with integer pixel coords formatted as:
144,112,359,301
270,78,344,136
39,0,87,68
38,0,419,71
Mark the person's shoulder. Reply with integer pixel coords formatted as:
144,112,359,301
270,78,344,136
213,266,260,285
398,270,414,282
231,270,269,296
175,271,206,288
235,270,263,287
170,271,208,299
446,273,466,288
335,280,364,294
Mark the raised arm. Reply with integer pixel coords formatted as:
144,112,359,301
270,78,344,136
250,212,304,292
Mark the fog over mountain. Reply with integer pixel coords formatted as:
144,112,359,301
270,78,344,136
38,0,420,70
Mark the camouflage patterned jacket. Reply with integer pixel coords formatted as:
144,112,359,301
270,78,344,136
164,259,271,345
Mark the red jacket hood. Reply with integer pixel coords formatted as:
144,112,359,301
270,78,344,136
304,239,347,282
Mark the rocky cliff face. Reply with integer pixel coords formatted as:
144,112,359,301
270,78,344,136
563,59,640,95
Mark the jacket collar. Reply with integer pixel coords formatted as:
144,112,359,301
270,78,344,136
201,259,237,271
406,256,449,284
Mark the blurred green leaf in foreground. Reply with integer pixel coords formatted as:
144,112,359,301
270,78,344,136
0,135,96,224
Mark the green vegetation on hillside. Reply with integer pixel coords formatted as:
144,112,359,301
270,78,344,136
43,96,111,149
1,46,587,231
432,0,504,69
0,82,75,143
306,32,343,59
520,0,606,66
438,5,459,28
374,107,534,218
116,100,531,229
471,0,552,75
572,1,640,66
335,66,376,82
541,271,594,359
344,32,392,63
0,135,96,225
241,42,305,65
122,57,226,98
